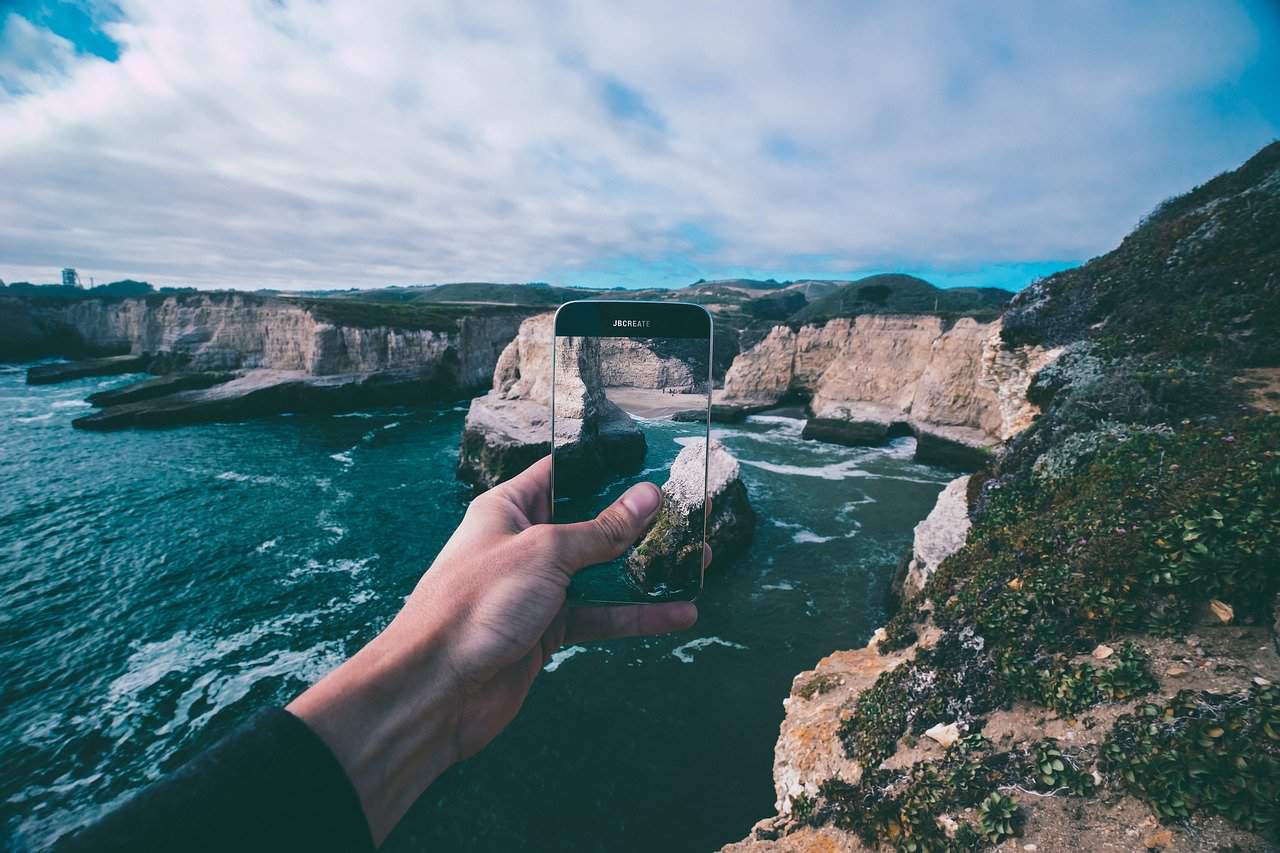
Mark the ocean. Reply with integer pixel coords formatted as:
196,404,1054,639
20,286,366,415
0,363,952,851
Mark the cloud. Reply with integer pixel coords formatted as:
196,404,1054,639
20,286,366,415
0,0,1276,290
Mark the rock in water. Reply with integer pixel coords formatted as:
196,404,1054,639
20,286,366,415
457,313,646,491
626,439,754,592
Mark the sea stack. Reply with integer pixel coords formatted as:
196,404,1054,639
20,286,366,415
626,438,754,592
457,313,646,490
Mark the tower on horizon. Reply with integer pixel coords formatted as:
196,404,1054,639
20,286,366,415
61,268,81,288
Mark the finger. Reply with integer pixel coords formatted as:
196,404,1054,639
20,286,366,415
565,602,698,644
485,456,554,524
546,481,662,571
703,543,713,570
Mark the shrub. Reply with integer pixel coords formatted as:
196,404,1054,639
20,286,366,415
1102,686,1280,838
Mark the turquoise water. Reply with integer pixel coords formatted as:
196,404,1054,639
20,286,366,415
0,363,952,851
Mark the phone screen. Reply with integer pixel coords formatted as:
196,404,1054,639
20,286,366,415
552,301,713,604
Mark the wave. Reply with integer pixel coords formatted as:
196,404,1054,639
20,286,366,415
16,412,55,423
51,400,92,409
288,555,376,581
792,529,839,544
671,636,748,663
255,538,279,554
741,457,871,480
216,471,285,486
543,645,588,672
760,581,795,591
329,451,354,466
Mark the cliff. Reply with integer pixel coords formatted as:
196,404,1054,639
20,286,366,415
457,313,646,491
721,315,1057,466
7,293,531,428
727,142,1280,852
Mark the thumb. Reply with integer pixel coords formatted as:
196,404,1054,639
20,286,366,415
547,481,662,572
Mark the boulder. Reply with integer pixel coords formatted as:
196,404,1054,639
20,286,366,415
626,438,754,592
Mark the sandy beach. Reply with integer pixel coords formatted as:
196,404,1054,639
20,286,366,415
604,386,710,418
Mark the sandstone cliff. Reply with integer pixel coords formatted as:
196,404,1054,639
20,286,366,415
457,313,645,490
15,293,530,428
720,315,1058,465
41,293,523,386
598,337,702,391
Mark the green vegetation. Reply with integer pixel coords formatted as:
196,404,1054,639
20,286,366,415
1103,686,1279,835
294,297,529,331
811,735,1049,851
1,279,189,304
1001,141,1280,366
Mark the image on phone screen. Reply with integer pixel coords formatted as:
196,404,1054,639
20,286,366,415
552,301,713,604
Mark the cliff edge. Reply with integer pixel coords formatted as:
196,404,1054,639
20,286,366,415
728,142,1280,852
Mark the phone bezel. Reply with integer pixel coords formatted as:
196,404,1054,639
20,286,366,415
551,300,713,605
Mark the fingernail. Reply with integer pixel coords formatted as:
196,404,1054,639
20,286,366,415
620,482,661,520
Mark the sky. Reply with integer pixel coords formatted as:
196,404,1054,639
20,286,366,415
0,1,1277,292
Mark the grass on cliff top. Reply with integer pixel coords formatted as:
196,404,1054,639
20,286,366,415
292,297,532,331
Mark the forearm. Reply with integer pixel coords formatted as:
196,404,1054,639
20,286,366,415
287,616,462,847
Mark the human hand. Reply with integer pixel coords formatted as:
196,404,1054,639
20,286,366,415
287,456,702,845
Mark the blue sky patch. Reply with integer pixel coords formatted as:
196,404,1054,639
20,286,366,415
8,0,121,61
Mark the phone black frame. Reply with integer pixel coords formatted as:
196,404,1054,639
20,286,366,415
551,300,713,604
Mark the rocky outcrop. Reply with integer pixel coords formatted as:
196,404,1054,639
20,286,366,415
901,475,971,601
72,369,448,430
85,372,238,407
457,313,646,490
27,354,152,385
626,439,754,592
721,315,1059,465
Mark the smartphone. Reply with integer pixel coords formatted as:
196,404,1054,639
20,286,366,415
552,300,713,604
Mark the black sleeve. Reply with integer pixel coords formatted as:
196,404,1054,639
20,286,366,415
54,707,374,853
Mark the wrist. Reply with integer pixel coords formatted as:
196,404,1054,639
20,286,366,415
288,619,461,846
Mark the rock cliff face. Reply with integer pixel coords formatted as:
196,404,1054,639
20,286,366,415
457,313,646,490
43,293,522,386
15,293,529,428
720,315,1059,464
598,338,700,391
626,438,754,592
900,475,971,601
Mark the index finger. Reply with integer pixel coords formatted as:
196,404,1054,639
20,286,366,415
483,455,554,525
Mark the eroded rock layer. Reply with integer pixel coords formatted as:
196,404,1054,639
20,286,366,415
721,315,1058,463
17,293,530,428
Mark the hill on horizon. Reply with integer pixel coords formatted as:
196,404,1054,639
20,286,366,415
789,273,1013,325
